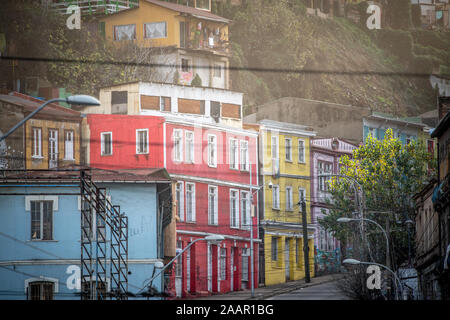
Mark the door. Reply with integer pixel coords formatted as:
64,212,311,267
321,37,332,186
230,247,234,291
207,244,212,292
175,241,182,297
241,248,249,289
48,129,58,168
285,238,290,281
233,247,239,291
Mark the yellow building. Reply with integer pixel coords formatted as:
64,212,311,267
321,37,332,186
0,92,82,170
257,120,316,286
98,0,231,89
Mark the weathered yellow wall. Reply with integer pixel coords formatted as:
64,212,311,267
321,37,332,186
264,234,315,286
26,119,81,170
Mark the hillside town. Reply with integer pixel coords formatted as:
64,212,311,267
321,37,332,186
0,0,449,302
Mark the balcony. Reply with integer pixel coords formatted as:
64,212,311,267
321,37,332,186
48,0,137,15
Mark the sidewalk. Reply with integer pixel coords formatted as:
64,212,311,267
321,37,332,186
192,273,344,300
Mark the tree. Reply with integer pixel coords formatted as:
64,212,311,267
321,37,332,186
320,129,433,269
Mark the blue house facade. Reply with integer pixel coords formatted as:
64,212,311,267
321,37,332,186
0,168,173,300
362,112,428,145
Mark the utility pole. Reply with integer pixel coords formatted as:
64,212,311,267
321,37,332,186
249,161,255,298
301,197,310,283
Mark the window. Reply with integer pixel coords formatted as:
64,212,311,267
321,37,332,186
136,129,149,154
298,139,305,163
48,129,58,168
32,127,42,158
230,139,238,170
272,185,280,209
173,129,183,162
285,138,292,162
241,191,250,230
31,201,53,241
427,139,435,154
144,22,167,39
368,127,376,139
185,131,194,163
213,64,222,78
271,136,279,160
81,280,107,300
207,134,217,167
296,238,300,264
298,188,306,212
196,0,210,10
64,130,74,160
28,281,54,300
230,189,239,228
286,186,293,211
219,248,226,280
160,96,171,112
181,58,191,72
240,140,249,171
114,24,136,41
176,182,184,222
318,161,332,192
208,186,218,225
101,132,112,156
271,237,278,261
186,183,195,222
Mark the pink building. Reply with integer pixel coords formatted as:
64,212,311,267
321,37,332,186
310,137,357,274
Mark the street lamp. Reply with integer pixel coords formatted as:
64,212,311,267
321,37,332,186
343,258,403,300
140,234,225,296
0,95,101,142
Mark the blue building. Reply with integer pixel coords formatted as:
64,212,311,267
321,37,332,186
0,168,173,300
362,112,429,145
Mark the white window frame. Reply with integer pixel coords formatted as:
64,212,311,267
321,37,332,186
285,186,293,211
100,132,113,156
64,130,74,161
318,161,332,192
271,135,279,160
219,247,226,281
272,185,280,210
114,24,136,41
240,140,249,171
143,21,167,39
230,189,239,228
136,129,149,155
32,127,42,158
229,138,239,170
207,134,217,168
176,182,184,222
298,139,305,163
185,131,194,164
173,129,183,162
208,185,218,225
25,277,59,300
30,200,54,241
298,188,306,212
285,138,292,162
186,183,196,222
240,191,250,230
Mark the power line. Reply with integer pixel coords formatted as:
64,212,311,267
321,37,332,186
0,55,432,78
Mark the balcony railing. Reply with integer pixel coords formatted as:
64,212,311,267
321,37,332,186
48,0,137,15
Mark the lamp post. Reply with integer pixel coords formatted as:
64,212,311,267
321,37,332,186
343,258,403,300
141,235,225,296
0,95,101,142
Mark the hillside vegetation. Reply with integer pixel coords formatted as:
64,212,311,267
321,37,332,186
213,0,449,116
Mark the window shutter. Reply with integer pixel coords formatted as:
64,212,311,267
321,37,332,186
214,188,218,225
192,184,196,222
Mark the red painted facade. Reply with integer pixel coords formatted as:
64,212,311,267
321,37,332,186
86,114,259,297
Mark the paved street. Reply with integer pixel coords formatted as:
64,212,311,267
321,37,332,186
266,281,350,300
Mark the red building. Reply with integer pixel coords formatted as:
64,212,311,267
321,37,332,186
84,82,260,298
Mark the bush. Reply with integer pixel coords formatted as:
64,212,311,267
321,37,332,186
411,30,450,51
411,4,421,28
409,54,440,74
191,73,202,87
375,29,413,63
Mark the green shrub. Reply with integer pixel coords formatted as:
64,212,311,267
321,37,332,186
409,54,440,74
411,30,450,51
375,29,413,63
191,73,202,87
